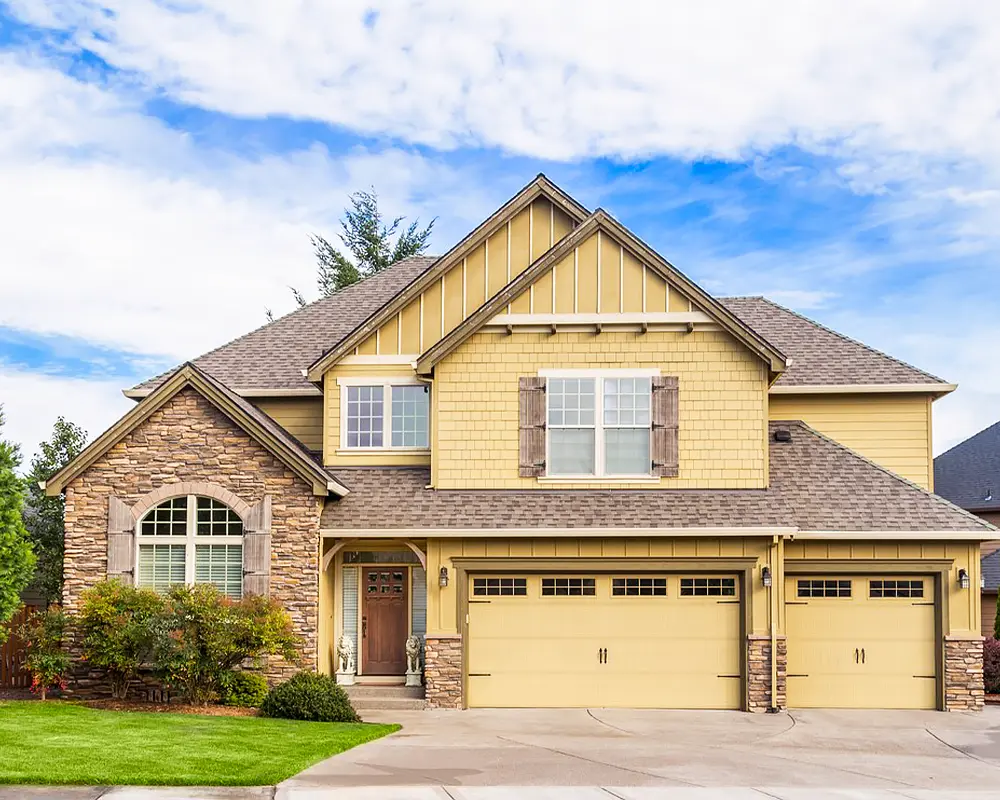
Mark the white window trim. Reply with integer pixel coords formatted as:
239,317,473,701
135,494,244,593
545,374,656,480
337,376,431,452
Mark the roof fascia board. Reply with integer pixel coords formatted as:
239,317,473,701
124,387,323,400
320,526,798,538
305,175,590,382
416,211,788,375
771,383,956,395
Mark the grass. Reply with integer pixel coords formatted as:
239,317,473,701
0,701,399,786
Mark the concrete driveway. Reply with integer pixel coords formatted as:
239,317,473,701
279,706,1000,798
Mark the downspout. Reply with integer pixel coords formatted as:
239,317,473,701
769,534,779,713
415,366,435,489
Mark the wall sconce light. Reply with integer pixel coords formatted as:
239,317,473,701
958,568,970,590
761,566,772,588
439,566,449,588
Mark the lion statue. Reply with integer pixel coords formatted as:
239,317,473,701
336,634,356,674
405,635,422,674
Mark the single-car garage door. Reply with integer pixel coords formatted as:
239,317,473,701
785,575,937,709
467,574,742,709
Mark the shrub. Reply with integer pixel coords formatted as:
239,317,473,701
260,671,360,722
17,607,70,700
985,638,1000,694
218,670,269,707
152,584,300,705
79,580,164,700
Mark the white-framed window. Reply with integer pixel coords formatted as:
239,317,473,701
339,378,430,451
545,372,653,477
136,496,244,598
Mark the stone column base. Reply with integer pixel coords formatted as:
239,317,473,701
424,635,463,709
747,634,786,713
945,636,985,711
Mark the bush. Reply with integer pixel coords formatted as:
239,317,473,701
218,670,269,707
985,638,1000,694
79,580,164,700
17,607,70,700
260,671,360,722
152,584,300,705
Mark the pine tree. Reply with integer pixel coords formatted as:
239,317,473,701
0,407,36,640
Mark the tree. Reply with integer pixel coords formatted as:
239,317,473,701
22,417,88,605
0,406,36,640
313,188,435,296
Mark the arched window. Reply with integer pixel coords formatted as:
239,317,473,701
137,496,244,598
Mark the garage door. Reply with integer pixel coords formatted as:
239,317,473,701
785,575,937,709
467,574,741,709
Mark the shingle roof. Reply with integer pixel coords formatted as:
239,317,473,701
982,549,1000,592
719,297,948,388
935,420,1000,512
320,421,993,533
131,256,437,394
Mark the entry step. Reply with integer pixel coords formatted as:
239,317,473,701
344,683,427,711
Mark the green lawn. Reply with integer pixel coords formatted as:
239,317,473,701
0,701,399,786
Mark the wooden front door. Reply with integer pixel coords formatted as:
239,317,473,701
362,567,408,674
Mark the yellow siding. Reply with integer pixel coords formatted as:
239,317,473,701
553,252,575,313
433,329,768,489
323,363,430,467
252,397,324,451
769,393,933,489
622,251,644,312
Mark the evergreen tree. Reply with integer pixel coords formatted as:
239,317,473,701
23,418,88,605
0,406,36,640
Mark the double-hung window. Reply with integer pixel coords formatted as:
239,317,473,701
342,380,429,450
136,496,244,598
547,374,652,477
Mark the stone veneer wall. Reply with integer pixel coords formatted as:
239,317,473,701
747,634,786,713
944,637,985,711
424,635,463,708
63,387,322,694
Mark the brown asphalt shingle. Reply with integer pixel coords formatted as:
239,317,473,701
320,422,992,532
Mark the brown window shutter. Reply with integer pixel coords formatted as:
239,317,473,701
242,495,272,597
518,376,547,477
651,376,679,477
107,496,136,584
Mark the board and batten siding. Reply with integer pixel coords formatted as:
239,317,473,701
768,393,933,489
253,397,324,452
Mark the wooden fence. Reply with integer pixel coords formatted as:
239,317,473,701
0,606,33,689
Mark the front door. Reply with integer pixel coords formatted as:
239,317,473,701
362,567,408,674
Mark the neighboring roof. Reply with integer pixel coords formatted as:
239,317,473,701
320,421,994,534
935,420,1000,512
720,297,951,390
416,210,788,376
48,363,347,498
305,174,592,381
982,549,1000,592
129,255,437,396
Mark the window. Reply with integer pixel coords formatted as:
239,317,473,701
680,577,737,597
547,375,652,477
870,579,924,598
541,577,596,596
612,576,667,596
797,579,851,598
343,382,429,449
137,496,244,598
473,577,527,597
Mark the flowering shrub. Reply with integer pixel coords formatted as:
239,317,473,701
984,637,1000,694
17,608,70,700
152,584,300,706
79,580,164,700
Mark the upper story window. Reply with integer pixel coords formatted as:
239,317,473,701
547,375,651,477
137,496,244,598
341,380,429,450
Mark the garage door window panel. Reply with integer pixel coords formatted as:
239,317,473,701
680,577,737,597
870,579,924,598
612,576,667,597
797,579,851,598
473,577,527,597
541,577,596,596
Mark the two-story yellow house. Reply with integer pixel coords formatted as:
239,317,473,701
47,176,993,712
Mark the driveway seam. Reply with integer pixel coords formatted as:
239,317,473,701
599,788,627,799
924,727,1000,771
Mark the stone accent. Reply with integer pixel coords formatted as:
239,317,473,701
945,637,985,711
747,634,786,713
424,635,463,709
63,386,323,695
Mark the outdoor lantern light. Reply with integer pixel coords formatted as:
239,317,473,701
958,568,971,590
439,566,449,588
761,565,772,588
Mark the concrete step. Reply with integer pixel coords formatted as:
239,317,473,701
344,684,425,699
351,696,427,711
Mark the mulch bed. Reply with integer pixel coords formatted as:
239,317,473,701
0,688,35,701
81,699,259,717
986,694,1000,705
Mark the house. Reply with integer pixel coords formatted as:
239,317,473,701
935,420,1000,637
45,176,993,712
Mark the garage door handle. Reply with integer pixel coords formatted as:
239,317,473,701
604,647,608,664
855,648,859,664
861,648,865,664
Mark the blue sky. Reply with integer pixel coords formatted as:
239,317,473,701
1,1,999,460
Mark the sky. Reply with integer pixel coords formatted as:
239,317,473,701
1,1,999,464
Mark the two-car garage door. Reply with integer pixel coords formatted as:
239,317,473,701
467,574,742,709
